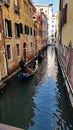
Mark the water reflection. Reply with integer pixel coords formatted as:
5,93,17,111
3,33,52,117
45,47,58,82
0,77,36,129
0,46,73,130
54,67,73,130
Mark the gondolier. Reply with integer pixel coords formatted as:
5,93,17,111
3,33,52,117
19,59,25,73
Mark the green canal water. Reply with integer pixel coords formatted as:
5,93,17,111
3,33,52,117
0,46,73,130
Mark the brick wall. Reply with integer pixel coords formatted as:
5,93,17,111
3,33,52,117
67,48,73,89
59,44,73,91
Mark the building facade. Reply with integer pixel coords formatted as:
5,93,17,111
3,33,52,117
32,4,48,54
58,0,73,108
42,13,48,47
34,3,49,43
0,0,45,80
0,0,36,79
50,14,56,44
34,3,57,45
0,7,7,79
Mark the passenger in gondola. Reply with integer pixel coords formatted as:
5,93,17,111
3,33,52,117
32,60,36,69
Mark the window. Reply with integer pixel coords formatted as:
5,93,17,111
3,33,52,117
24,25,26,34
15,23,20,38
5,19,12,37
7,45,11,59
20,23,23,34
52,25,54,28
63,4,67,24
59,0,61,10
41,20,42,25
31,42,32,47
51,34,54,37
34,30,36,36
24,25,29,35
16,44,20,56
30,8,31,17
30,27,32,35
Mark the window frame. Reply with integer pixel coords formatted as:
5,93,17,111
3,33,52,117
5,19,12,38
6,44,12,60
16,43,20,56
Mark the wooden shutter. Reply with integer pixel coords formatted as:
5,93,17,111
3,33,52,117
8,20,12,37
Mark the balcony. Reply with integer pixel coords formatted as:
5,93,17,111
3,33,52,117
4,0,10,7
0,0,4,7
14,4,20,14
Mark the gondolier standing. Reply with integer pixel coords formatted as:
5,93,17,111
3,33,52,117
19,59,25,73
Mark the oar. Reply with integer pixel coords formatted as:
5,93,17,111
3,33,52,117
25,65,33,72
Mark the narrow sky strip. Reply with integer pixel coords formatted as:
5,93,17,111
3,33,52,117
32,0,58,13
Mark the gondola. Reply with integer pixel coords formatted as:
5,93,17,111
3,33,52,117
17,60,38,79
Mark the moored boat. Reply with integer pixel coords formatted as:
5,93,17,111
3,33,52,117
18,60,38,79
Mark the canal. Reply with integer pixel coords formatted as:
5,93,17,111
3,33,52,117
0,46,73,130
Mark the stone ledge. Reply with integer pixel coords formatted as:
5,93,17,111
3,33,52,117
0,123,24,130
0,81,6,91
